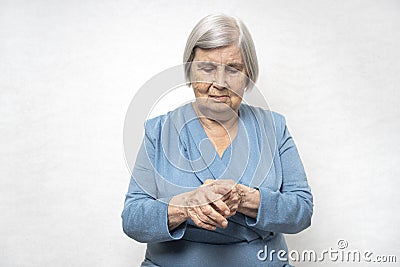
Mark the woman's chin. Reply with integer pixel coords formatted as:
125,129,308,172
196,102,238,121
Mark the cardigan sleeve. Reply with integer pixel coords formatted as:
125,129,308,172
121,119,187,243
245,114,314,234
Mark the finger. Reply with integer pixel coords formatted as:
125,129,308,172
194,186,220,204
187,207,217,231
226,198,239,210
217,183,238,197
211,199,231,217
205,186,233,204
213,179,237,190
209,183,232,196
225,199,239,215
220,192,231,202
200,181,237,203
217,191,239,216
201,179,214,187
196,205,221,227
196,205,228,229
203,205,229,228
198,205,228,228
204,179,214,185
225,190,240,205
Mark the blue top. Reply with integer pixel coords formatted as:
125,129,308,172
122,103,313,267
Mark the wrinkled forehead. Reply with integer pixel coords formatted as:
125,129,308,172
193,45,244,64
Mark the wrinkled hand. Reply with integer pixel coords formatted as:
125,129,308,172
203,179,240,218
201,180,260,220
169,180,235,231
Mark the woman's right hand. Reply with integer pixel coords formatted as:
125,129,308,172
168,180,235,231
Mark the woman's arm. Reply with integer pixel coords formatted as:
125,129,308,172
211,115,313,234
122,176,187,243
242,115,313,234
122,121,235,242
122,126,188,243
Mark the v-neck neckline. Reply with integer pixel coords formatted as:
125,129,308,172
189,102,241,160
179,102,251,182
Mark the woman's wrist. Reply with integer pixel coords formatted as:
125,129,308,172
167,195,189,231
236,184,260,218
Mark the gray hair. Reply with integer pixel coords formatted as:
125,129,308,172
183,14,259,89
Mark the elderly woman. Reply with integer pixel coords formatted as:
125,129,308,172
122,14,313,267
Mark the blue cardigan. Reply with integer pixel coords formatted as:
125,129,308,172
122,102,313,267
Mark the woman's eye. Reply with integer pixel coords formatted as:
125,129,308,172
226,67,240,74
201,68,214,73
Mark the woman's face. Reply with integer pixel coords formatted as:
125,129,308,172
190,45,247,120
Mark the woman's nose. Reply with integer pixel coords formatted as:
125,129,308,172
213,68,226,89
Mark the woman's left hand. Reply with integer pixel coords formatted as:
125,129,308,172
203,179,240,217
203,179,260,219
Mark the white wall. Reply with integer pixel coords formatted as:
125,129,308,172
1,0,399,266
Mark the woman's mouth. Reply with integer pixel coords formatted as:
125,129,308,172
209,95,229,102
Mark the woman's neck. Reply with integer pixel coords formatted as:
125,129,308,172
192,102,239,138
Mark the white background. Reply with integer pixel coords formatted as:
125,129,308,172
1,0,399,266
